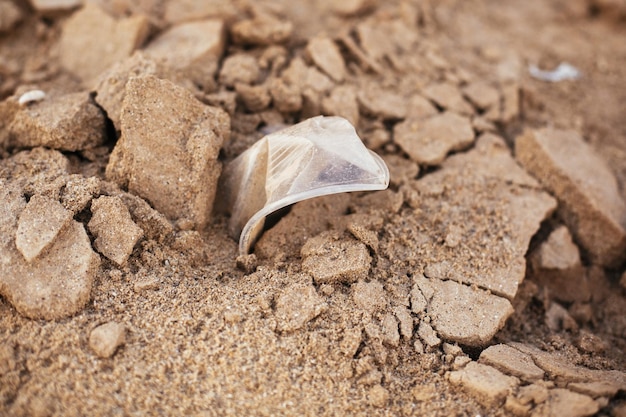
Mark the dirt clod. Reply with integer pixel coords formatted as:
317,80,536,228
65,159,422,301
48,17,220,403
89,322,126,358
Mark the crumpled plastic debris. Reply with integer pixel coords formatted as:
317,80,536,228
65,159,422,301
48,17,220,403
218,115,389,254
528,62,581,82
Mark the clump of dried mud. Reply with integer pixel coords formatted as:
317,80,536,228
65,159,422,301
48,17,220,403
1,0,626,416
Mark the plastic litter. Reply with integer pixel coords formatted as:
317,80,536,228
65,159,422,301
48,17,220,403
218,115,390,254
528,62,581,82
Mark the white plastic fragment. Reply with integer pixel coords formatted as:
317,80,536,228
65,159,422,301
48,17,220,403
18,89,46,106
219,116,389,254
528,63,581,82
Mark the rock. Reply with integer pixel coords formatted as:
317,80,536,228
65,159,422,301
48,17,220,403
0,181,99,320
8,92,106,151
219,54,260,87
426,279,513,346
269,78,302,113
422,82,474,115
322,85,360,126
15,195,73,262
88,196,143,266
448,362,519,406
0,1,23,32
462,82,500,111
59,3,150,83
417,321,441,349
89,322,126,358
231,14,293,46
302,233,371,284
30,0,82,16
479,344,545,382
394,112,475,165
274,281,327,332
532,389,599,417
306,36,346,82
94,52,182,131
516,128,626,267
144,19,225,90
236,83,271,112
352,280,387,314
106,75,230,230
357,83,406,120
60,175,100,214
530,226,589,302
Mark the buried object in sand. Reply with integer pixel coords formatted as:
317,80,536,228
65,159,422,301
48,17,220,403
218,116,389,254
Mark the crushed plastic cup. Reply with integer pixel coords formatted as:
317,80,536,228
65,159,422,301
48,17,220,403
218,115,390,254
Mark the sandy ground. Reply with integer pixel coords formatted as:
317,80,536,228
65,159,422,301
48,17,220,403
1,0,626,416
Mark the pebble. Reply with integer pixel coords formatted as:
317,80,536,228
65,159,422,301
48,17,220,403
219,53,260,87
0,181,99,320
59,3,150,83
9,92,106,151
516,128,626,267
321,85,360,126
145,19,225,90
422,82,474,115
529,225,589,302
306,36,346,82
15,195,72,262
231,14,293,46
274,281,327,332
394,111,475,165
88,196,144,266
357,83,407,120
478,344,545,382
106,75,230,230
89,322,126,358
448,361,519,406
302,233,371,284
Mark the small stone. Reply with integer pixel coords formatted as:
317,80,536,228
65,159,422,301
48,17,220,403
219,54,260,87
530,226,587,303
88,196,143,266
302,233,371,284
236,253,258,274
532,389,599,417
394,112,475,165
428,280,514,346
352,280,387,313
236,83,271,112
321,85,359,126
306,36,346,82
367,385,389,408
30,0,82,15
274,281,327,332
479,344,545,382
449,362,519,406
0,182,99,320
383,154,419,187
231,15,293,46
9,92,106,152
423,82,474,115
144,19,225,89
357,83,406,120
516,128,626,267
59,3,149,82
462,82,500,111
269,78,302,113
133,274,159,292
106,75,230,230
60,175,100,214
89,322,126,358
15,195,72,262
393,306,413,340
418,321,441,349
0,1,23,32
